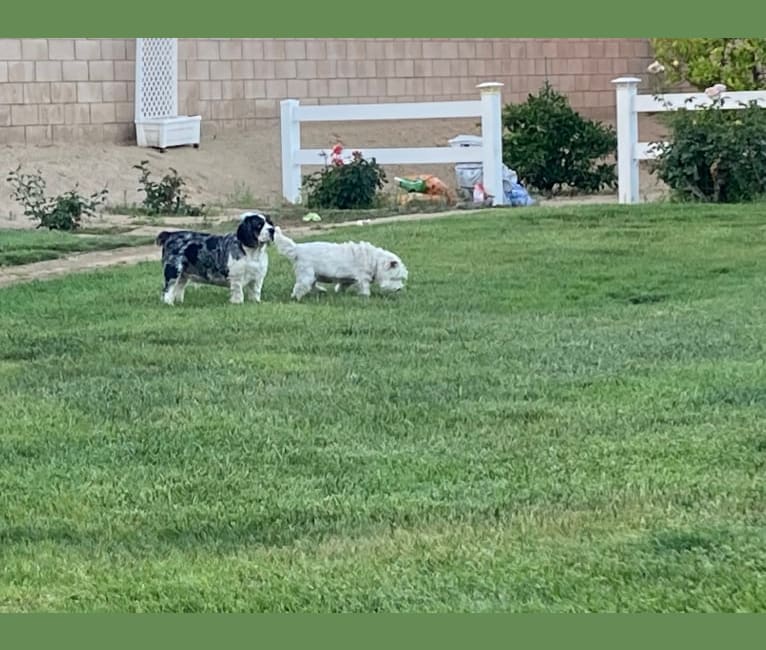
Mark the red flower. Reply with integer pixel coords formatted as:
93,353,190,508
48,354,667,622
331,144,343,155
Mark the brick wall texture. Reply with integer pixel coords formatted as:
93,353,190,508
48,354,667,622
0,38,653,145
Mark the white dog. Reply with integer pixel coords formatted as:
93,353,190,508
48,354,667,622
273,227,408,300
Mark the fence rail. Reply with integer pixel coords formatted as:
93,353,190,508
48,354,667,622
612,77,766,204
280,82,507,205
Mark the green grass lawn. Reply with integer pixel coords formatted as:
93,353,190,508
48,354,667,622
1,204,765,612
0,229,155,267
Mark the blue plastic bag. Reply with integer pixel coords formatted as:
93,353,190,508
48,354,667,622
506,182,535,207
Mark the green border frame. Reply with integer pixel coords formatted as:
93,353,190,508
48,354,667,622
2,4,766,642
1,0,766,36
1,613,765,648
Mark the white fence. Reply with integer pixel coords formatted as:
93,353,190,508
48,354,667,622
280,82,507,205
612,76,766,204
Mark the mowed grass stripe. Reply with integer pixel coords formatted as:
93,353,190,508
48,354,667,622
0,229,154,267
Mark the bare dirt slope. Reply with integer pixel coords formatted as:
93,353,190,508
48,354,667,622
0,118,485,226
0,116,668,230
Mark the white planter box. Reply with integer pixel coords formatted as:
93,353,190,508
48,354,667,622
135,115,201,151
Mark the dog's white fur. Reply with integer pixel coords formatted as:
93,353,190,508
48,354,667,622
273,227,408,300
225,245,270,305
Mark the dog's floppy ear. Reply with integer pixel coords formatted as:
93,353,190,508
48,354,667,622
237,217,259,248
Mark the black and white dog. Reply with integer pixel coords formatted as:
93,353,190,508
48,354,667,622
155,212,275,305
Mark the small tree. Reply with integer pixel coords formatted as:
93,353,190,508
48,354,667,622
650,98,766,203
650,38,766,91
648,39,766,203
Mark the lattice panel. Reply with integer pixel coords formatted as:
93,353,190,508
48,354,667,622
136,38,178,120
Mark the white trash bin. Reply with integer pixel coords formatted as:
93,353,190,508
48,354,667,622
448,134,520,201
448,135,484,199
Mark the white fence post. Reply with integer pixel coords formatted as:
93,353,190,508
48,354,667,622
612,77,641,204
609,81,766,201
280,99,302,204
478,82,506,206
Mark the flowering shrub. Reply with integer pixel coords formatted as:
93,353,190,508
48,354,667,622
303,145,387,209
650,89,766,203
650,39,766,92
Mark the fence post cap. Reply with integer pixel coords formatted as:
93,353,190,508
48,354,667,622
476,81,504,92
611,77,641,85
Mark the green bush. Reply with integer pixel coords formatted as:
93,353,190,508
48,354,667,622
650,98,766,203
6,166,108,231
303,150,387,210
502,82,617,194
134,160,206,216
650,38,766,91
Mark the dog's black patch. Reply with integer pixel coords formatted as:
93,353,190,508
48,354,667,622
236,219,258,248
185,242,201,265
205,237,218,251
155,231,174,247
162,262,180,293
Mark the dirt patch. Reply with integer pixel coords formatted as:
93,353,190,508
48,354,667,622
0,118,483,228
0,117,670,232
0,244,158,288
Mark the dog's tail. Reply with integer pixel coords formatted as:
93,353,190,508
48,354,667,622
155,230,174,247
273,226,298,261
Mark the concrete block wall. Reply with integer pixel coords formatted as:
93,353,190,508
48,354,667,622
0,38,653,145
0,38,135,144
